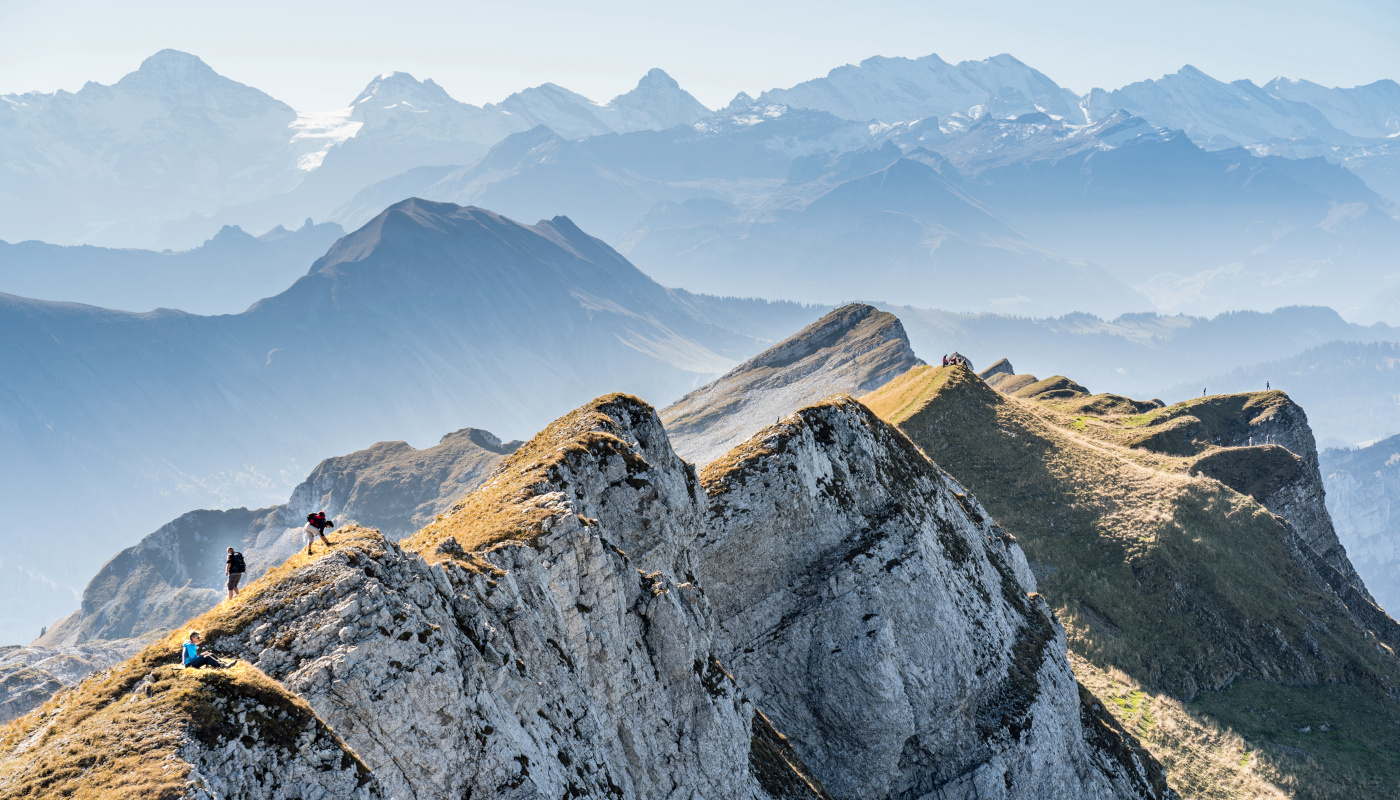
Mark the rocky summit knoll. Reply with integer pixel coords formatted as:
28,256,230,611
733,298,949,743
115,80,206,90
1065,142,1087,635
865,362,1400,798
0,392,1169,799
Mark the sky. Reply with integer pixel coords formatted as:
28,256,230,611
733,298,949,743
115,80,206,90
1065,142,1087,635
1,0,1397,111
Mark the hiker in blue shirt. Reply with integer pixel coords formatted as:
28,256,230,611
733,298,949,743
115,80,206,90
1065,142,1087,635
182,630,229,669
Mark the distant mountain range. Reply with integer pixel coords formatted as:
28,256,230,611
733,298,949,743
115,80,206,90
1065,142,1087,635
0,219,343,314
0,51,713,249
6,48,1397,251
321,103,1398,320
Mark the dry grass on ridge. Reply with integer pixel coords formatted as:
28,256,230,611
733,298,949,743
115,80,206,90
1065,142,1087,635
863,364,1400,799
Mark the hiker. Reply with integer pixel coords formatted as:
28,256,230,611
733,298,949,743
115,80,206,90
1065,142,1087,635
942,354,948,367
182,631,228,669
304,511,334,554
1266,380,1270,390
225,547,246,600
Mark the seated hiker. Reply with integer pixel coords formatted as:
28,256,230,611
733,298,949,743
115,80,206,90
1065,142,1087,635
225,546,246,600
182,631,228,669
304,511,335,555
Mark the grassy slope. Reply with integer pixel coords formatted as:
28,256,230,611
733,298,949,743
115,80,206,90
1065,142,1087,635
0,530,383,799
864,365,1400,800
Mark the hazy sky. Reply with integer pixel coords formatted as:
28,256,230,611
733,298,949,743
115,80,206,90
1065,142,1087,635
2,0,1397,111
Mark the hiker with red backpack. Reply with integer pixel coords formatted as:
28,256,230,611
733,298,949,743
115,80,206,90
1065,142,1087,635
304,511,334,554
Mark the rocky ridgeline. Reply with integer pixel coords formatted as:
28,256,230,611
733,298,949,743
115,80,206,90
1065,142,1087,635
1,393,1170,799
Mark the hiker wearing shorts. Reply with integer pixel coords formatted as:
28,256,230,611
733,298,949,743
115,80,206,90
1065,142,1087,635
225,547,246,600
182,631,228,669
304,511,334,555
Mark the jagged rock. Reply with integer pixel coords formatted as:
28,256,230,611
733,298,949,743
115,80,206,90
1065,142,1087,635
979,357,1015,380
433,535,466,558
662,303,922,466
696,397,1167,799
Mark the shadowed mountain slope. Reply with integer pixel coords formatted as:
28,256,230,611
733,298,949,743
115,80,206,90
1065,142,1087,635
0,219,344,314
0,199,772,645
864,365,1400,798
661,303,923,464
623,155,1144,317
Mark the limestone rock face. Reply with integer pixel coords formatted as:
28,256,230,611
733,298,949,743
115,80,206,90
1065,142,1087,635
178,683,383,800
662,304,922,466
697,397,1167,800
214,528,812,800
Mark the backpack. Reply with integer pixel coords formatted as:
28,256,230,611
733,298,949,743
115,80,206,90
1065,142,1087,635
230,551,246,573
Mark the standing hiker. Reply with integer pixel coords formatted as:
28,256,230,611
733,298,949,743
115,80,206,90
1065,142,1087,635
942,354,948,367
225,547,246,600
304,511,334,555
182,631,228,669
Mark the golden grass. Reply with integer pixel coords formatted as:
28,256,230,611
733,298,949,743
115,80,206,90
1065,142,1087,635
0,659,329,800
404,393,654,557
0,529,384,799
1073,654,1289,800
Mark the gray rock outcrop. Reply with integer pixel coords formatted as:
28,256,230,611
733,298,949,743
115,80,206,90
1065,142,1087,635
696,397,1167,799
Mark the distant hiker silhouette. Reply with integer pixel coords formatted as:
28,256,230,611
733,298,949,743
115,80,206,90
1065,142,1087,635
182,631,228,669
1266,381,1270,390
942,355,948,366
225,547,246,600
304,511,334,555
